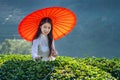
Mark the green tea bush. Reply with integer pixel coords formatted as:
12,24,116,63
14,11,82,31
0,54,119,80
77,57,120,79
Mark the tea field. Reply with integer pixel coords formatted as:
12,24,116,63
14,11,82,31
0,54,120,80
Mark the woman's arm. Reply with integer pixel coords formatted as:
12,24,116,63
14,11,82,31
51,40,58,57
48,40,58,61
32,39,39,60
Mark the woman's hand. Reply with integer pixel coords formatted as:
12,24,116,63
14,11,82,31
51,49,58,57
35,56,42,61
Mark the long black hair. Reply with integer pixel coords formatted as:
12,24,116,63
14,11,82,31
33,17,53,57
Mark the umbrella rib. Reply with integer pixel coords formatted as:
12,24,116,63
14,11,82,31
48,8,58,17
23,28,37,39
55,26,73,39
24,26,36,34
53,9,67,16
55,13,73,18
21,28,35,35
54,26,70,39
57,17,74,20
53,9,75,18
20,26,37,35
53,28,60,39
56,21,74,25
20,27,36,33
55,24,70,31
51,8,65,17
34,13,43,18
20,24,38,30
54,25,67,36
55,22,74,28
58,13,75,18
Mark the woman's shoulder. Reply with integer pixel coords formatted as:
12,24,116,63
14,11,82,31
33,37,40,43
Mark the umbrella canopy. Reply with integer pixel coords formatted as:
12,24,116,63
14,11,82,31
18,6,76,41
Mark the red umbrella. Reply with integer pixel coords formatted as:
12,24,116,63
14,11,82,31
18,6,76,41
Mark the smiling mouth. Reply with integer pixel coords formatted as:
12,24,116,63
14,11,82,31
44,32,48,34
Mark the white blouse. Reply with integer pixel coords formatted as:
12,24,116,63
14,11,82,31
32,34,56,61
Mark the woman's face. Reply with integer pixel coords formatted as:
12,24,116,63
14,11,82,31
41,22,51,36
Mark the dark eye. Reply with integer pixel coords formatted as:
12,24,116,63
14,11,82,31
48,26,51,29
44,26,47,28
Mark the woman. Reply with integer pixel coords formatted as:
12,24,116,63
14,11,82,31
32,17,58,61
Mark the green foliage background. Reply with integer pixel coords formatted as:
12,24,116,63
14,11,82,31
0,54,120,80
0,39,31,54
